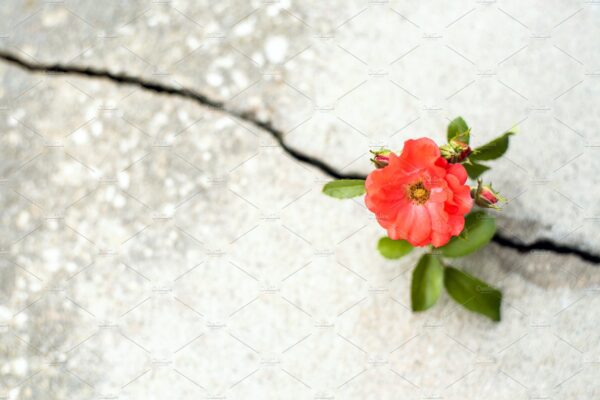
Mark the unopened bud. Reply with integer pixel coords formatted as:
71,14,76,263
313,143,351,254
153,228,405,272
471,180,505,210
370,149,392,168
440,140,472,163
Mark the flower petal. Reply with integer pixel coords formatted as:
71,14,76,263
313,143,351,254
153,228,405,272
391,204,432,246
397,138,441,173
447,163,468,184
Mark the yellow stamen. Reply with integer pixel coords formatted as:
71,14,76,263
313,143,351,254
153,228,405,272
408,181,430,205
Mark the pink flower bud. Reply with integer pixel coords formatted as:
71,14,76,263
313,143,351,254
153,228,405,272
471,180,504,210
370,149,393,169
480,188,498,204
374,154,389,167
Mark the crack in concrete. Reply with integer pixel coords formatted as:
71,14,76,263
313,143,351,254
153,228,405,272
1,50,598,265
493,232,600,264
0,50,364,180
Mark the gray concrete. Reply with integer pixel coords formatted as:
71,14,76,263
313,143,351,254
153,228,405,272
1,1,599,399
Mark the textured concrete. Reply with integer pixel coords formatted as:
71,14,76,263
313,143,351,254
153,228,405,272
1,1,600,399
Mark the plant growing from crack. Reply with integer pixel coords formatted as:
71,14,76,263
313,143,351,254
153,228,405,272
323,117,513,321
3,51,596,263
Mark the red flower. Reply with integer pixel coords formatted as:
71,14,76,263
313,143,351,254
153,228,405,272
365,138,473,247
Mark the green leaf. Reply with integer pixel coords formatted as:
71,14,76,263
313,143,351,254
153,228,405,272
411,254,444,312
322,179,366,199
463,161,490,179
447,116,470,144
440,212,496,258
444,267,502,321
377,237,413,259
471,132,514,161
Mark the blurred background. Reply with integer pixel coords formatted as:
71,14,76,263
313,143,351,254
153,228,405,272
1,1,599,398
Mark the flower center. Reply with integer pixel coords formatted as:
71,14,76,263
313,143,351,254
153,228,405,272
407,181,430,205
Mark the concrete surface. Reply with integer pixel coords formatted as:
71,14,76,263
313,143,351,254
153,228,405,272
1,1,600,399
